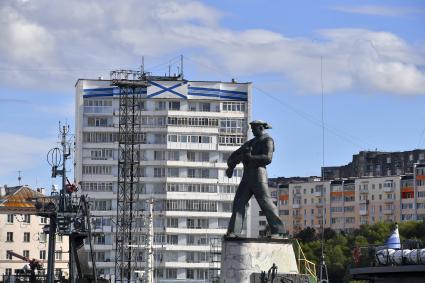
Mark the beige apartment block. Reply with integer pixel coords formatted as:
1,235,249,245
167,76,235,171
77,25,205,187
278,164,425,235
0,186,69,278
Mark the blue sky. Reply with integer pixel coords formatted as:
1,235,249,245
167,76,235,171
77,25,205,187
0,0,424,189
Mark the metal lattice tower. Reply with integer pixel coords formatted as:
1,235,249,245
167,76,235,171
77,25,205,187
113,72,147,283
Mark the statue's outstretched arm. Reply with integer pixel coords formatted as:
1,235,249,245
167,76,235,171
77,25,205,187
226,142,251,178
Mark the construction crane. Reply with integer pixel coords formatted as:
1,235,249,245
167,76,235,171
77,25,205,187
6,251,43,283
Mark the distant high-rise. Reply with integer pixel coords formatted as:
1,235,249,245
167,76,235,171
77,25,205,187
74,75,251,281
322,149,425,180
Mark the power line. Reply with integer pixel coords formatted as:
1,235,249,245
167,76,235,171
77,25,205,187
184,55,375,149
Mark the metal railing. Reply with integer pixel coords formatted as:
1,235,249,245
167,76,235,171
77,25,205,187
293,239,317,281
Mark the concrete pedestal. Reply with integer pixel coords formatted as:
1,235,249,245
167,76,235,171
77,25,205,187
220,237,299,283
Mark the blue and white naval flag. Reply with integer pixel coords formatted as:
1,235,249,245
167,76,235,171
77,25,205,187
385,224,401,249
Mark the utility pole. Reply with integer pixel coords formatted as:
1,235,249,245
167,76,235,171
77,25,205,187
59,124,74,283
146,199,154,283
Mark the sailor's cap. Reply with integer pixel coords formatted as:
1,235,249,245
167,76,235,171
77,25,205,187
249,120,272,129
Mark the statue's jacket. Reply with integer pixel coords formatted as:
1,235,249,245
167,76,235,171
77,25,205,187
227,133,274,184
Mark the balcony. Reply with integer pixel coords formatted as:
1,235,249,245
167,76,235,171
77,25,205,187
359,209,368,215
314,191,323,197
292,203,301,209
383,209,393,215
359,199,369,204
359,188,369,194
383,187,394,193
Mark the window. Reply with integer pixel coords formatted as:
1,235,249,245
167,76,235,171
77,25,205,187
141,116,166,127
200,152,209,162
186,269,195,279
167,116,218,127
167,235,178,245
6,232,13,242
187,168,212,178
55,251,62,260
94,200,112,211
82,165,112,175
154,133,166,144
40,250,46,260
40,217,48,224
154,151,166,160
57,235,63,243
23,250,30,258
199,102,210,112
155,101,166,110
166,269,177,279
39,233,47,243
83,132,120,143
168,101,180,110
6,251,13,259
23,232,30,242
7,214,14,223
187,151,196,161
90,149,113,160
154,167,165,177
24,215,31,223
87,117,109,127
222,101,245,112
166,218,179,228
80,182,113,192
5,269,12,276
83,99,112,114
167,168,179,177
219,118,245,134
168,151,179,161
197,269,209,280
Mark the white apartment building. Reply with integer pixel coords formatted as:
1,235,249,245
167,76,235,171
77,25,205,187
74,77,251,281
0,186,69,278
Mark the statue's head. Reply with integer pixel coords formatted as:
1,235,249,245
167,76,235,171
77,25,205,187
250,120,271,137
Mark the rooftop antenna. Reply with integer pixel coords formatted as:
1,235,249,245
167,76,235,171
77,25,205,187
319,56,329,283
18,171,22,186
141,56,145,75
180,54,184,79
168,60,171,77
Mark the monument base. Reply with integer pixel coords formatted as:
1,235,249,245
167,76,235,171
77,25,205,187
250,273,312,283
220,237,299,283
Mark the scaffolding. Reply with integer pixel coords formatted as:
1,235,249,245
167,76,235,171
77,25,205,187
113,70,147,283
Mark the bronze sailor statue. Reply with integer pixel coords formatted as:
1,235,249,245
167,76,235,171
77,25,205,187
225,120,284,238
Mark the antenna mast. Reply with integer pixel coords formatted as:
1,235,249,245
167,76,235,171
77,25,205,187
319,56,329,283
18,171,22,186
180,54,184,79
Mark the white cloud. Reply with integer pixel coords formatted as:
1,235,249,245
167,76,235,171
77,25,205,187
0,133,52,178
331,5,425,17
0,0,424,95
